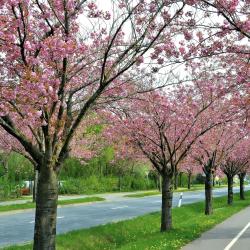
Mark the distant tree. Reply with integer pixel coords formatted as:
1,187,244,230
220,136,250,204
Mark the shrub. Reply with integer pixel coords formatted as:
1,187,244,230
59,174,157,195
0,178,23,200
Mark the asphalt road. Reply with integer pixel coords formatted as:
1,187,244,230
182,205,250,250
0,186,249,248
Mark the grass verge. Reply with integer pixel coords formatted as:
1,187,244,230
124,191,160,198
0,196,32,202
0,197,105,213
124,184,229,198
4,191,250,250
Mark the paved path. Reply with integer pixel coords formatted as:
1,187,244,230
0,186,249,248
182,205,250,250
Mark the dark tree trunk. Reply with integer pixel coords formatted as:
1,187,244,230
33,170,39,203
153,174,158,190
161,175,173,232
205,169,213,215
158,174,162,192
227,175,234,205
212,173,215,187
33,166,59,250
239,172,246,200
118,174,122,191
187,173,191,190
179,172,183,187
174,171,178,190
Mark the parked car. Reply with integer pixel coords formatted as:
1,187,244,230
21,181,33,195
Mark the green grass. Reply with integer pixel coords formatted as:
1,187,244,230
58,197,105,205
124,191,161,198
4,191,250,250
0,197,105,213
124,184,229,198
177,184,228,192
0,196,32,202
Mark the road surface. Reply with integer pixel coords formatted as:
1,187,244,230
0,186,249,248
182,205,250,250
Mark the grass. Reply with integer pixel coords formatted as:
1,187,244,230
4,191,250,250
0,197,105,213
58,197,105,205
0,196,32,202
124,191,160,198
124,184,229,198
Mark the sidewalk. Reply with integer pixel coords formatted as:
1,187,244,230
182,206,250,250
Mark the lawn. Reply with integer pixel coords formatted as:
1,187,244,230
4,191,250,250
124,191,161,198
0,197,105,213
0,196,32,202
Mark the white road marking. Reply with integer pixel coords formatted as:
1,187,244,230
111,205,128,210
224,222,250,250
28,216,65,224
152,200,161,203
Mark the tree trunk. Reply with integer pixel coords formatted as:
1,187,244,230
212,173,215,187
33,170,39,203
158,174,162,192
161,175,173,232
179,172,183,187
174,171,178,190
227,175,234,205
205,169,213,215
33,166,59,250
118,174,122,191
239,172,246,200
188,173,191,190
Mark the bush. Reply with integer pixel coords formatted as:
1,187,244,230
59,174,157,195
0,178,23,200
124,174,155,191
59,176,118,194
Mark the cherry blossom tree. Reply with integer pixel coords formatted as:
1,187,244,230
180,155,202,189
0,0,249,247
199,0,250,40
238,163,250,200
71,111,147,187
104,80,236,231
191,120,248,213
69,114,107,162
0,1,193,248
220,135,250,204
184,0,250,121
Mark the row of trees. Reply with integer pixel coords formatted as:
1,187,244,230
0,0,249,249
101,87,249,230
